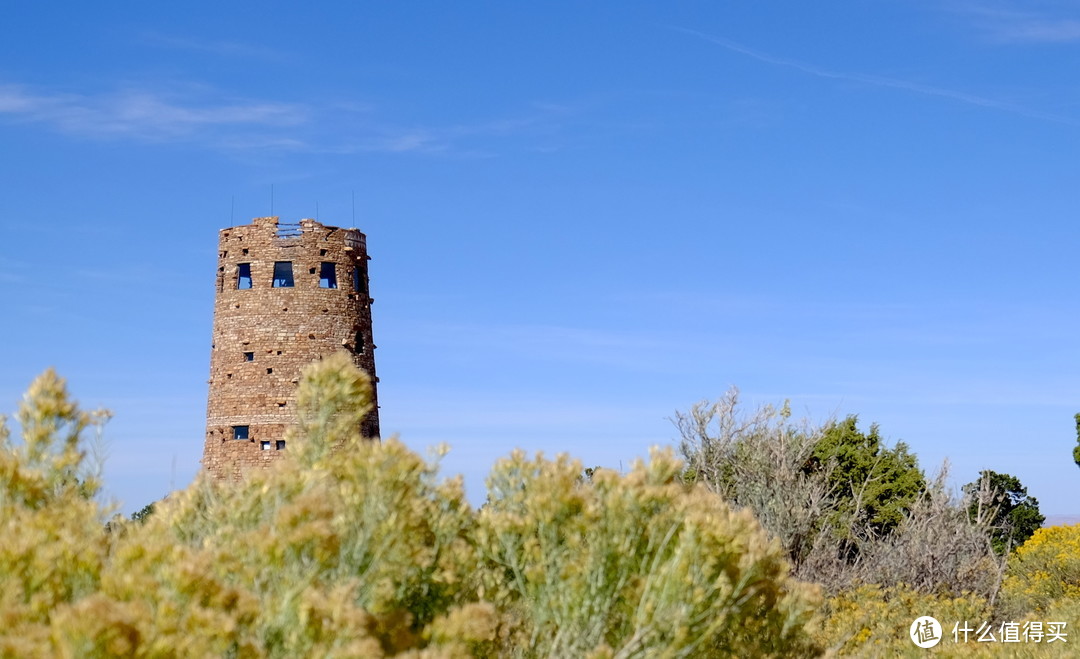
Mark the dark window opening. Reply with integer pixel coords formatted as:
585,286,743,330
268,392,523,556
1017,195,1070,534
355,331,366,354
242,248,249,255
266,368,273,374
237,263,252,289
272,261,294,287
243,352,254,362
320,249,327,256
309,267,316,274
319,262,337,288
353,266,367,294
276,440,287,450
232,425,249,440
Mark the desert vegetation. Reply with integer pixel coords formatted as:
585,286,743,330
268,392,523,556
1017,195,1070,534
0,358,1074,656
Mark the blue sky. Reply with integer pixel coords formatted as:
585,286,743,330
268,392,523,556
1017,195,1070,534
2,1,1079,515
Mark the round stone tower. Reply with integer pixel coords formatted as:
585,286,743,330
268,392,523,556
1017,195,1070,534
203,216,379,480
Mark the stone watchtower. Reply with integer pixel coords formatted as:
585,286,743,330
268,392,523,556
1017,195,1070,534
203,216,379,480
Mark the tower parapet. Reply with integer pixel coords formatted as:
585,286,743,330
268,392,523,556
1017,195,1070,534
203,216,379,480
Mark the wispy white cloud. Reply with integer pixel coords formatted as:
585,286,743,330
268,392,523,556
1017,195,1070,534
312,106,573,157
997,19,1080,42
673,27,1073,124
0,79,576,157
952,2,1080,42
0,83,307,141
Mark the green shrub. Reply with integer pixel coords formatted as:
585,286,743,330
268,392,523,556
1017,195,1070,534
477,449,822,657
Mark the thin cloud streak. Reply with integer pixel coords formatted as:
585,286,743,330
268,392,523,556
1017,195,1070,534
673,27,1074,125
951,2,1080,43
0,83,307,140
0,80,573,157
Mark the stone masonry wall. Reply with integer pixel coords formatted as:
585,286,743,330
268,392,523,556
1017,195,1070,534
203,216,379,480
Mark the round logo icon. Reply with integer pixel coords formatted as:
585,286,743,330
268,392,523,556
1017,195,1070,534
910,616,943,648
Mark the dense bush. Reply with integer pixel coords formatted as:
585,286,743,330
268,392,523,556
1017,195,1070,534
999,524,1080,620
676,389,1003,598
0,358,823,657
817,585,989,656
477,449,821,657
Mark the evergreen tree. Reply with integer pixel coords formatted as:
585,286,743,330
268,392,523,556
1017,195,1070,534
963,470,1044,554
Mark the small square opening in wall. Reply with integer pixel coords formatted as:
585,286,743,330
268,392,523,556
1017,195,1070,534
266,368,273,374
320,249,327,256
232,425,249,440
276,440,286,450
243,352,254,362
260,441,271,451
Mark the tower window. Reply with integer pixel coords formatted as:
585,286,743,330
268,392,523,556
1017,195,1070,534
319,262,337,288
272,261,294,287
353,265,367,294
243,352,254,361
276,440,287,450
232,425,249,440
355,331,365,354
237,263,252,289
260,441,271,450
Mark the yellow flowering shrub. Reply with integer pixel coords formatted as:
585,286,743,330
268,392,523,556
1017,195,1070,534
818,585,989,656
819,583,1076,658
1000,524,1080,619
477,450,823,657
0,369,112,657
